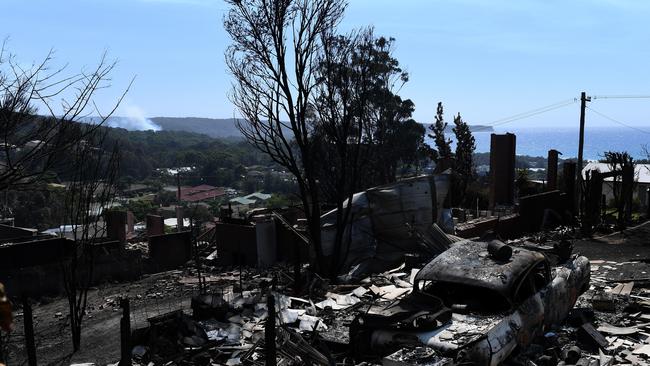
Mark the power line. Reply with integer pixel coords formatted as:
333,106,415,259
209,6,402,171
592,95,650,100
586,106,650,135
491,99,576,126
472,98,576,131
472,93,650,131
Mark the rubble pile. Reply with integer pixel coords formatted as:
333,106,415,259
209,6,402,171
13,215,642,366
560,261,650,365
124,238,650,366
130,310,213,363
126,265,423,365
481,258,650,366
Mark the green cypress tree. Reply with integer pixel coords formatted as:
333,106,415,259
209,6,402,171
428,102,452,162
452,112,476,206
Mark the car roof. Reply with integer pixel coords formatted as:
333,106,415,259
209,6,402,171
414,240,547,302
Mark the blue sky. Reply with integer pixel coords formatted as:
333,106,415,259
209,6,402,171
2,0,650,130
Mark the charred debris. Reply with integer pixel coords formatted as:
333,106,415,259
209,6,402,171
2,137,649,365
119,160,649,365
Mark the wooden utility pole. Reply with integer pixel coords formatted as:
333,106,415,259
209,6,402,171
176,173,181,202
576,91,591,215
176,173,184,232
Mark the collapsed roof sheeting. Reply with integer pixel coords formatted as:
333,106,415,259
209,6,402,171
320,175,453,279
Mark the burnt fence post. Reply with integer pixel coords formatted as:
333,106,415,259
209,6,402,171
265,290,277,366
293,240,302,295
623,164,634,225
23,296,37,366
119,297,132,366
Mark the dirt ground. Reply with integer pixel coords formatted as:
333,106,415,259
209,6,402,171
4,269,234,365
575,220,650,280
3,221,650,365
576,221,650,262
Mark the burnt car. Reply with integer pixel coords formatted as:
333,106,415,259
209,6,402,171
351,240,590,365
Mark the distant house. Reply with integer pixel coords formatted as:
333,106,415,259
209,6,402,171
230,192,272,206
244,192,272,202
123,183,155,196
230,197,257,206
228,192,273,217
582,162,650,207
179,184,226,203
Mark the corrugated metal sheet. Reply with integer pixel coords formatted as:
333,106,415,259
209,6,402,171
320,175,452,279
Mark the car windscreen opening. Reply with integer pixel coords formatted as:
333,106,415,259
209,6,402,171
421,281,512,314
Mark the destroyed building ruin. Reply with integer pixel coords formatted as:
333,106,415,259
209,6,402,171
88,168,608,366
6,128,650,366
0,208,200,298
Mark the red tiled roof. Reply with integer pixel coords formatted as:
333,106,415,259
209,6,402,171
178,185,226,202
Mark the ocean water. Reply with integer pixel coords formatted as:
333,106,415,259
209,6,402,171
428,126,650,160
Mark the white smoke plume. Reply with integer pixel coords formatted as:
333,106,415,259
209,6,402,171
106,104,162,131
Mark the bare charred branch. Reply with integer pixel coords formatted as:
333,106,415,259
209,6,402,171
225,0,347,274
0,45,131,191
